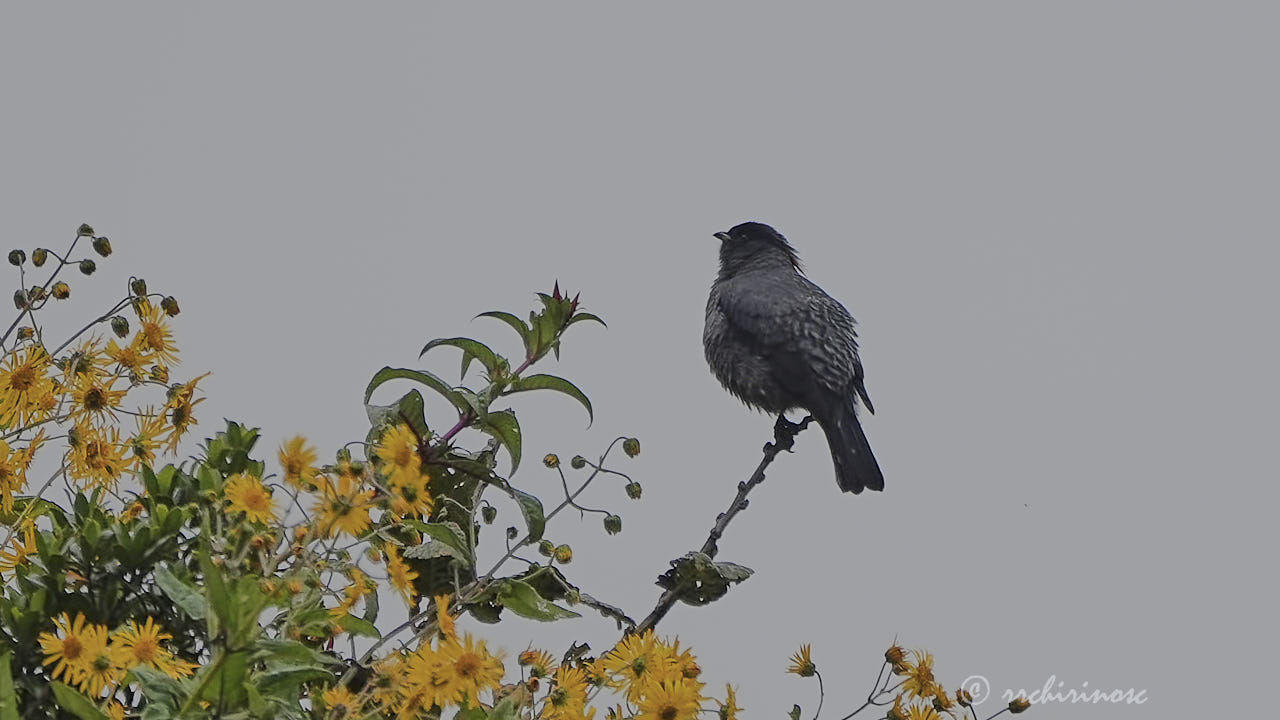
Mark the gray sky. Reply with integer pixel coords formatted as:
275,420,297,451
3,3,1276,718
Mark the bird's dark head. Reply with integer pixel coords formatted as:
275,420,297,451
714,221,802,277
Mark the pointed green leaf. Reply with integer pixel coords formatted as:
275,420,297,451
198,547,232,633
497,580,581,621
507,487,545,541
154,565,207,620
476,311,532,354
567,312,606,328
480,410,522,473
365,366,469,415
336,613,380,638
256,665,335,693
506,374,593,425
400,521,472,565
419,337,502,380
251,638,342,667
130,666,185,708
365,389,431,443
197,649,249,707
0,652,19,720
50,683,107,720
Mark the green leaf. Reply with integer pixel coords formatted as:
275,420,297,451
506,374,593,425
419,337,502,380
0,652,19,720
198,649,250,707
256,665,335,693
655,552,754,606
154,565,207,620
130,666,185,708
476,311,531,354
489,694,521,720
336,613,380,638
251,638,342,667
199,548,232,633
508,487,545,542
479,410,522,473
50,683,107,720
400,521,472,565
567,312,606,328
365,366,469,415
497,580,580,621
365,389,431,443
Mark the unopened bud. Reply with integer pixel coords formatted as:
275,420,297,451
92,236,112,257
150,365,169,383
15,327,33,341
553,544,573,563
622,437,640,457
7,250,25,266
77,224,95,237
130,278,147,297
27,286,45,302
110,316,129,338
31,248,48,267
537,540,555,557
570,455,586,469
625,481,642,500
955,688,973,708
160,296,180,316
885,645,907,665
506,526,519,541
78,259,96,275
481,505,497,524
51,281,70,300
1008,698,1031,714
12,291,26,310
542,453,560,469
603,514,622,535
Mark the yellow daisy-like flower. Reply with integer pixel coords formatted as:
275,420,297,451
278,435,318,489
160,373,209,454
439,632,505,705
901,650,936,698
0,345,55,427
68,423,128,492
636,678,703,720
0,436,40,512
717,684,743,720
603,630,658,700
519,648,556,676
0,522,37,576
68,373,127,423
401,644,459,710
39,613,93,682
387,467,434,518
158,655,198,679
322,684,363,717
112,617,174,670
787,644,816,677
904,700,942,720
106,337,152,374
313,474,375,538
105,701,126,720
543,665,590,719
74,626,121,697
374,423,423,480
433,594,456,639
384,546,419,604
133,299,179,367
126,408,167,470
224,473,277,525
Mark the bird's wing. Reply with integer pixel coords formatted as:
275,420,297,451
717,275,872,411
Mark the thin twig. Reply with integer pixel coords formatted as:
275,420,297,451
632,414,811,635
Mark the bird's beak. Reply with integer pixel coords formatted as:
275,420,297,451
714,232,731,243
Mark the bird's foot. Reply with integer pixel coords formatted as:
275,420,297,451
772,414,813,452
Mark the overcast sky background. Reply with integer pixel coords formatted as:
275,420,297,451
3,3,1277,718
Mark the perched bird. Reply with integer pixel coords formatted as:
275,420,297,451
703,221,883,494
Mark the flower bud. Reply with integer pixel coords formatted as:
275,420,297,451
955,688,973,708
885,645,907,665
553,544,573,563
77,223,95,237
51,281,70,300
92,236,112,257
15,327,33,341
481,505,497,524
1008,698,1031,714
537,540,554,557
622,437,640,457
625,481,642,500
79,259,97,275
12,290,26,310
27,286,45,302
542,453,560,469
603,514,622,535
506,526,519,540
150,365,169,383
31,248,48,267
160,296,180,316
110,315,129,338
130,277,147,297
7,250,25,266
570,455,586,469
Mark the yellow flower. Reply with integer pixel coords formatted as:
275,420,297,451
401,644,460,710
106,337,152,374
322,684,363,717
68,373,127,423
439,632,505,705
787,644,816,677
902,650,936,698
384,546,419,604
224,473,277,525
519,648,555,675
112,617,177,672
636,678,702,720
74,626,121,697
716,685,743,720
279,436,318,488
434,594,456,639
159,655,198,678
160,373,209,454
603,630,658,700
0,436,40,512
134,299,179,366
904,701,942,720
105,701,126,720
313,474,375,538
0,345,55,427
39,613,92,682
387,467,434,518
126,409,167,470
0,522,37,576
68,423,127,491
543,665,589,718
374,424,423,481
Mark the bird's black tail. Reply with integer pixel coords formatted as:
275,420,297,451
820,401,884,494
